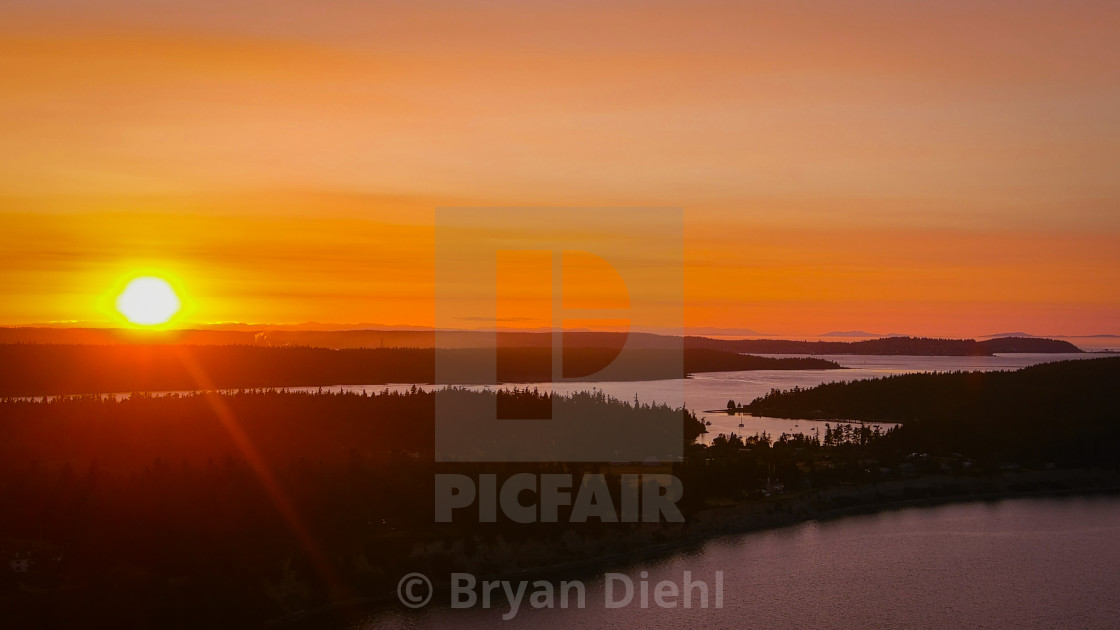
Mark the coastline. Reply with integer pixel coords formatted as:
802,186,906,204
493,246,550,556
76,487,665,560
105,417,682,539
274,467,1120,627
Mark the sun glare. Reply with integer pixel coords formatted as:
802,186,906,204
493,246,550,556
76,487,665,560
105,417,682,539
115,276,182,325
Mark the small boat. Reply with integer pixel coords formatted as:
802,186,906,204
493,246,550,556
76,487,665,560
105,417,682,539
738,422,744,428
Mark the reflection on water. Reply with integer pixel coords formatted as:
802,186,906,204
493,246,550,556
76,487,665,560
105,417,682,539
356,495,1120,629
29,353,1115,444
419,352,1104,441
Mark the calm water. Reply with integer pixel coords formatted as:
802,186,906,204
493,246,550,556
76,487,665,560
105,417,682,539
288,352,1109,442
357,495,1120,629
46,351,1111,443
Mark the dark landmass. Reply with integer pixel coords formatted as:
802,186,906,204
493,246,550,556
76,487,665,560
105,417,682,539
2,358,1118,627
981,332,1120,340
746,357,1120,465
684,335,1082,355
977,336,1081,353
0,388,704,473
0,344,841,396
0,388,705,627
681,349,839,373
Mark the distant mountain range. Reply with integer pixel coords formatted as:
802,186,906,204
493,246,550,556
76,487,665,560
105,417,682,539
820,330,906,338
679,326,772,337
685,335,1082,356
981,332,1119,339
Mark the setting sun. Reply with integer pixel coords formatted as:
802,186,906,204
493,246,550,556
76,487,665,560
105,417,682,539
115,276,182,326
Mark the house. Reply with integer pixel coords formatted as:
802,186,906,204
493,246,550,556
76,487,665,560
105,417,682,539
8,551,32,574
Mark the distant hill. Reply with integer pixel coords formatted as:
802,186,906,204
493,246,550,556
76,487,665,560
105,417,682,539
820,330,905,338
683,326,771,337
684,335,1081,355
979,336,1081,353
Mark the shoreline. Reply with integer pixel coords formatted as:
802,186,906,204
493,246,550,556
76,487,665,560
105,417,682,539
273,467,1120,627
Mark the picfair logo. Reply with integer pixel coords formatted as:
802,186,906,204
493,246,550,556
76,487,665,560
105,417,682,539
433,208,683,463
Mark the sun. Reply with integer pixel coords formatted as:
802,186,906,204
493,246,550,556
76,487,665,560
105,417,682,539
115,276,182,325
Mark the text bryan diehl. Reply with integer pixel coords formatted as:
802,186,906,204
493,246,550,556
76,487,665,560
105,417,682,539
451,571,723,620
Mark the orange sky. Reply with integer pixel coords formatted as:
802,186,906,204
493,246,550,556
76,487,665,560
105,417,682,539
1,1,1118,336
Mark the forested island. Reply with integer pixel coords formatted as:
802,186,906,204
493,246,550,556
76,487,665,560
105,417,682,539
0,344,840,397
746,357,1119,465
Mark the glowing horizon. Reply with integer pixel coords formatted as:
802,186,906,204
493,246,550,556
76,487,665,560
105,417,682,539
2,1,1118,338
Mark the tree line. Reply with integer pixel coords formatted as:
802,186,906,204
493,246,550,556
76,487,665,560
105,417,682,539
745,357,1120,465
0,344,840,396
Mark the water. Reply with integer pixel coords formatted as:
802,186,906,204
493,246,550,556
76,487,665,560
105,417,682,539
356,495,1120,628
413,352,1105,441
277,353,1105,442
685,353,1104,440
30,352,1110,443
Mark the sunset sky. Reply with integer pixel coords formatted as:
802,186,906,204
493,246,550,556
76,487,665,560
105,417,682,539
2,0,1118,336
